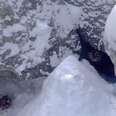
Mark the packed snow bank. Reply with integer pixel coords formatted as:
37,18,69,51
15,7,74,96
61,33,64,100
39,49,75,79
104,5,116,74
15,55,116,116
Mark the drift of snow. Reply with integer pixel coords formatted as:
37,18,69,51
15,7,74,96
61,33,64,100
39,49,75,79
5,55,115,116
104,5,116,74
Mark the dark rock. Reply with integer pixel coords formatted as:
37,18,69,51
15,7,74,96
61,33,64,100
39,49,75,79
76,27,116,83
0,95,12,110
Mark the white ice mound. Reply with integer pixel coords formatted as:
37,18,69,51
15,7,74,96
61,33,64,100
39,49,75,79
104,5,116,73
16,55,115,116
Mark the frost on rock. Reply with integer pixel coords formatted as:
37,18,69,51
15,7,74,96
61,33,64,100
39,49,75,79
104,5,116,75
15,56,116,116
0,0,116,79
0,0,82,79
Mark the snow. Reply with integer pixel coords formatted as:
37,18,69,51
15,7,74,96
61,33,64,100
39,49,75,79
0,0,83,77
3,24,26,37
104,5,116,75
54,4,82,37
17,20,51,71
1,19,51,73
104,5,116,51
16,2,81,73
1,55,116,116
0,77,45,116
30,20,51,56
0,43,20,58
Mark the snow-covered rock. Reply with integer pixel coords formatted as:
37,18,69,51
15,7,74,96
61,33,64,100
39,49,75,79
14,55,116,116
0,0,82,79
0,0,115,79
104,5,116,75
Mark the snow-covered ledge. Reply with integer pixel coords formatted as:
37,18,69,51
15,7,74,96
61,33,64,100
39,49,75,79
104,5,116,75
15,55,114,116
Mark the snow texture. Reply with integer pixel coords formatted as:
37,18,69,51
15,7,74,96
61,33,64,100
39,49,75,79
0,0,82,79
0,0,116,79
1,55,116,116
104,5,116,75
